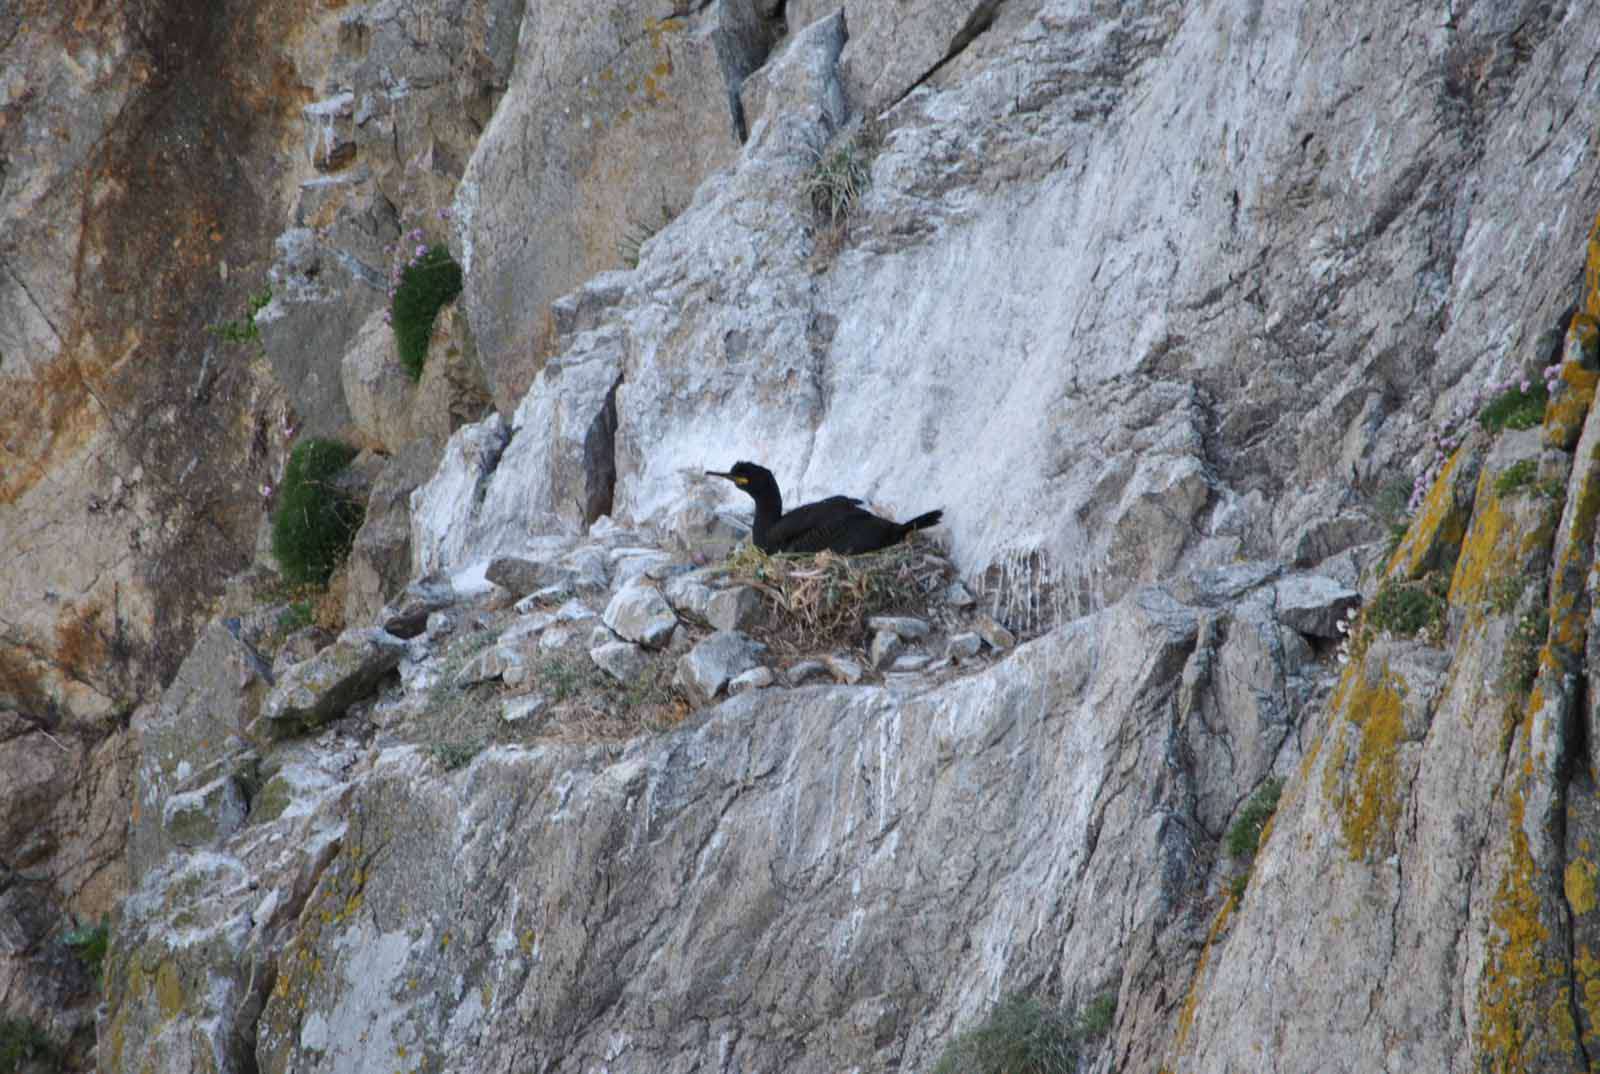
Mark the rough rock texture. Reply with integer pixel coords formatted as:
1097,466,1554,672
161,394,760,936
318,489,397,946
18,0,1600,1069
456,0,769,410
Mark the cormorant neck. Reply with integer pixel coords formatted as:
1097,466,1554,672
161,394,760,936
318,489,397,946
749,487,783,545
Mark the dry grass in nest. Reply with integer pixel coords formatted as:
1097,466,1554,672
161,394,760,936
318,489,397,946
715,541,953,656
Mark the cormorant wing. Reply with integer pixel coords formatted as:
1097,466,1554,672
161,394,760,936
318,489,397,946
765,495,865,552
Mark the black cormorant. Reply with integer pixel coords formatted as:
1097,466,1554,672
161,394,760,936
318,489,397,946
706,461,944,555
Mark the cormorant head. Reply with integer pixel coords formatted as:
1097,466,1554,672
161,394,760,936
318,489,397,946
706,461,779,502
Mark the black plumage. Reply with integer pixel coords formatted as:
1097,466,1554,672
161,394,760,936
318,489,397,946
707,461,944,555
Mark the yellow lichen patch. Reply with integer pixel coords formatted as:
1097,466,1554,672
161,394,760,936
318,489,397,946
1477,789,1569,1071
1170,892,1238,1061
1584,208,1600,318
1544,361,1599,450
1567,858,1598,916
155,961,185,1021
1387,443,1475,582
1576,945,1600,1044
1448,464,1512,610
1322,663,1407,861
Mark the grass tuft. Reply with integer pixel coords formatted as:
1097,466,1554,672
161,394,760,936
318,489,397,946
0,1017,56,1074
1493,459,1538,497
1502,605,1548,696
1366,573,1448,641
1479,381,1548,433
392,245,463,380
271,439,364,586
932,994,1080,1074
62,916,110,987
1226,778,1285,860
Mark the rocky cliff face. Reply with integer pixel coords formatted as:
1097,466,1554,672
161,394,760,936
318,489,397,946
7,0,1600,1069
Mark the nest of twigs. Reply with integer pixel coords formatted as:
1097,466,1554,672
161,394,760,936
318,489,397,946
714,541,954,656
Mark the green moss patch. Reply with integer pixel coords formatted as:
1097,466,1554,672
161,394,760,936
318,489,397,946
932,992,1113,1074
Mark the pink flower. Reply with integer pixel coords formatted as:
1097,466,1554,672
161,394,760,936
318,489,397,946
438,207,452,220
415,244,428,258
260,483,273,498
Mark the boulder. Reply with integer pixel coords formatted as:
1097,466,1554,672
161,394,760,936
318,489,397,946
603,584,679,649
261,629,408,736
674,631,767,705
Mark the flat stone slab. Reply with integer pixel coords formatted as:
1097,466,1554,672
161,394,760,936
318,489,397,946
867,615,931,640
1274,574,1361,639
262,629,408,736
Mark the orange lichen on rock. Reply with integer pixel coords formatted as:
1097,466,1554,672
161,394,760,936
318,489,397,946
1386,440,1479,583
1321,662,1408,861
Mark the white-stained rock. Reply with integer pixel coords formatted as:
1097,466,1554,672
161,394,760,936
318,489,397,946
603,583,679,649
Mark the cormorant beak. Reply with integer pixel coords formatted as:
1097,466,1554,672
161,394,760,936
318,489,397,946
705,470,748,486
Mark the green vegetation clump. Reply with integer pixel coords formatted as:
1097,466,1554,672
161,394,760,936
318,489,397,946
0,1017,56,1074
1479,381,1548,433
271,439,364,586
932,994,1079,1074
1493,459,1538,497
1366,574,1448,640
62,916,110,986
210,286,272,345
1502,605,1548,695
392,245,463,380
428,740,483,771
1227,778,1285,859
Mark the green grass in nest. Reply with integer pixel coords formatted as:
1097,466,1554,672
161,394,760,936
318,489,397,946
392,245,463,381
271,438,364,586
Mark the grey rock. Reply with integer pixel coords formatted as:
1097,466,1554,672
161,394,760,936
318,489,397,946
1274,574,1361,639
346,437,446,628
663,574,717,619
554,599,597,623
869,630,904,670
824,654,865,685
262,630,408,736
707,586,765,631
162,777,248,849
501,694,548,724
973,615,1016,652
611,548,679,586
729,666,776,694
603,584,680,649
588,625,616,649
540,626,575,652
485,557,546,597
945,581,977,609
516,583,575,612
786,660,832,685
946,632,983,661
591,640,649,685
890,652,933,673
424,611,455,639
381,579,458,639
457,643,528,688
273,626,332,675
866,615,931,640
674,631,767,706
